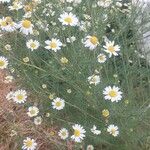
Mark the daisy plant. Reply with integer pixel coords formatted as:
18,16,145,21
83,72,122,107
0,0,150,149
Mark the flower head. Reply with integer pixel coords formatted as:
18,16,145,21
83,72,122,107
86,145,94,150
0,0,10,3
45,38,62,52
58,12,78,26
0,17,17,32
60,57,69,64
22,137,37,150
26,39,40,51
103,86,122,102
102,109,110,117
107,124,119,137
6,91,14,101
27,106,39,117
84,35,99,50
58,128,69,140
91,125,101,135
52,97,65,110
13,89,27,104
4,75,14,83
97,0,112,8
0,56,8,69
71,124,86,143
34,116,42,125
103,41,120,57
97,53,107,63
18,19,33,35
88,74,100,85
8,2,23,11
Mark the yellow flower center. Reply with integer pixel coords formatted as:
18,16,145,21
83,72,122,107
98,55,104,60
124,99,129,105
108,46,115,52
13,4,19,9
5,17,13,23
22,20,31,28
61,57,68,64
30,43,36,49
109,90,117,97
61,131,66,136
64,17,73,24
50,131,55,136
90,36,98,45
23,57,29,63
111,128,116,135
74,129,81,137
26,140,33,148
49,93,55,100
17,94,23,100
91,76,97,83
102,109,109,117
24,5,32,12
1,21,7,27
9,22,14,26
30,109,36,115
50,42,57,49
56,101,61,107
0,60,5,67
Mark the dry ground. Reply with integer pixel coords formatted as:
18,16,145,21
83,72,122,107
0,70,74,150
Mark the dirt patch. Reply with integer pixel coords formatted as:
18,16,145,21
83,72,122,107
0,70,67,150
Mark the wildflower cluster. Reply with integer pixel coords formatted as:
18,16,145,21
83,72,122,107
0,0,149,149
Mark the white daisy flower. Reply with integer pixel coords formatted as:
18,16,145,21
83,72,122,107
4,44,12,51
66,0,74,2
4,75,14,83
13,89,27,104
23,12,32,19
6,91,14,101
0,0,10,3
66,0,82,6
58,128,69,140
18,19,34,35
0,56,8,69
58,12,79,26
8,2,23,11
88,74,100,85
33,0,42,4
103,41,120,57
26,39,40,51
103,86,122,102
66,36,76,43
22,137,37,150
6,22,17,32
45,38,62,52
86,145,94,150
27,106,39,117
91,125,101,135
52,97,65,110
97,0,112,8
10,130,17,137
107,124,119,137
97,53,107,63
74,0,82,4
0,17,17,32
83,35,99,50
71,124,86,143
34,116,42,125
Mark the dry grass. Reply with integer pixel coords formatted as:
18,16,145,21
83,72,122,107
0,70,73,150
